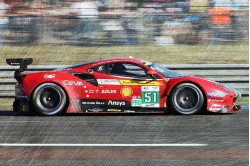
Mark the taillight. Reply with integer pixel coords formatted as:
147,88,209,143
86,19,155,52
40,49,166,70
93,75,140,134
15,83,24,96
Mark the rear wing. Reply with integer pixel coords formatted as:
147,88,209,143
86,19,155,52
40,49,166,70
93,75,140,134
6,58,33,81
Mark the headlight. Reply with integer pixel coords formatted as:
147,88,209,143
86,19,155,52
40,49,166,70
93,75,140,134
212,82,233,91
217,83,233,91
234,89,241,98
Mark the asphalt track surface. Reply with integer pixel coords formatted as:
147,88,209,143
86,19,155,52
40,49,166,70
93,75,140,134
0,108,248,166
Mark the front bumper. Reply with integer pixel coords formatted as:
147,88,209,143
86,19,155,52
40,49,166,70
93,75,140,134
208,90,242,113
217,104,242,113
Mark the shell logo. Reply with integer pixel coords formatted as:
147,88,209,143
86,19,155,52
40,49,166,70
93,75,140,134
121,87,133,97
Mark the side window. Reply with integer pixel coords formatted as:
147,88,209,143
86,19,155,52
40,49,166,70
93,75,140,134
90,65,106,73
109,62,149,79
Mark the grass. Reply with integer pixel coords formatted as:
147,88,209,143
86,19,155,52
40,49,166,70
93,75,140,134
237,97,249,106
0,99,12,111
0,44,248,65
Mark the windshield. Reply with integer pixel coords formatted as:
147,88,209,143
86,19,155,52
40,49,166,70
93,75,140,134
150,64,181,78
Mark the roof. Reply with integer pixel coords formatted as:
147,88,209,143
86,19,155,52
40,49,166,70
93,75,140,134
92,57,143,65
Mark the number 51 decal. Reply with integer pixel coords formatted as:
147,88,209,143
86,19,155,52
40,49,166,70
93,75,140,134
141,86,160,108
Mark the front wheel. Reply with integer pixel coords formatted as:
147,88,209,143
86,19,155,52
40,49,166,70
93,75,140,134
32,83,67,116
170,83,204,115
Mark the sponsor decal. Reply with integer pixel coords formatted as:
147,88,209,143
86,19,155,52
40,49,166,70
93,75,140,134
63,80,83,86
82,100,105,105
97,79,120,85
101,90,116,94
141,86,160,108
81,99,106,111
132,96,141,99
85,89,99,94
124,110,135,113
142,86,159,91
121,87,133,97
144,103,159,107
108,100,126,106
131,99,142,107
119,80,162,86
44,74,55,79
86,108,103,113
209,103,223,112
107,109,121,112
208,99,225,103
96,101,105,105
212,104,222,108
208,91,228,98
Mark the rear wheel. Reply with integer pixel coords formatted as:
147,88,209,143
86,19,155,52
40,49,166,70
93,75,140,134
170,83,204,115
32,83,67,116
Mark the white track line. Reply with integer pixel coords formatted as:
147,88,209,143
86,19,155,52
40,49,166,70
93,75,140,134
0,143,208,147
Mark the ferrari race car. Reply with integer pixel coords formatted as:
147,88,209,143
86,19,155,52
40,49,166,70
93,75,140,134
6,57,241,116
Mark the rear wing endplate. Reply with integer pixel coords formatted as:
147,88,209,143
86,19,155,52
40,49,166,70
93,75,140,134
6,58,33,72
6,58,33,81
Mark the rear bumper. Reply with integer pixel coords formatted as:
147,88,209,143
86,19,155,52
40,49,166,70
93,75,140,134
13,96,30,112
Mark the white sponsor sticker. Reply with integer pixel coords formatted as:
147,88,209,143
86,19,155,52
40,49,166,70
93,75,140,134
141,86,160,91
208,91,228,98
63,80,83,86
108,100,125,106
142,103,160,108
44,74,55,79
85,90,98,94
212,104,222,108
97,79,121,85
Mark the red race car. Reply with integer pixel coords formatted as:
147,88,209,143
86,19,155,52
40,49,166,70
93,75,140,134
6,57,241,116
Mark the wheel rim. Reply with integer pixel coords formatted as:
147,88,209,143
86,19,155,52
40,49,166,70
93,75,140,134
33,83,67,116
174,87,199,113
40,88,61,109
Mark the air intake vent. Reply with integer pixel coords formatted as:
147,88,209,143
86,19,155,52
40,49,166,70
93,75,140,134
74,74,98,86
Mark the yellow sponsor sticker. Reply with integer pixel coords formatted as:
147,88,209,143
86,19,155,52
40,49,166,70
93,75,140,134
107,109,121,112
119,80,162,86
121,87,133,97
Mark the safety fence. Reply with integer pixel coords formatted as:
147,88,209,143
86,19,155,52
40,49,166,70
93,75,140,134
0,64,248,98
0,6,248,46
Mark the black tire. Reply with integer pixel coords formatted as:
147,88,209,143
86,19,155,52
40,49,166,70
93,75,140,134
32,83,67,116
170,83,204,115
